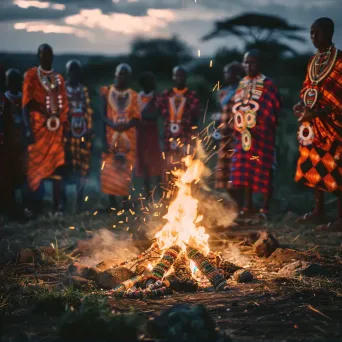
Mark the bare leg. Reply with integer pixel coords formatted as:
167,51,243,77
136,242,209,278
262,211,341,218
296,188,325,223
53,179,63,212
316,194,342,231
245,187,254,212
76,177,86,212
228,188,243,211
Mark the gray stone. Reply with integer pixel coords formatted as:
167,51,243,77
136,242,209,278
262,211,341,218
95,267,134,289
233,269,254,283
253,232,279,257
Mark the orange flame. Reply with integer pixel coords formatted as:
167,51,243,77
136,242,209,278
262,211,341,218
155,155,210,255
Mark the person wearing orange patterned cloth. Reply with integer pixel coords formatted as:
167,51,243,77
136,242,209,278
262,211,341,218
22,44,69,217
294,18,341,231
157,66,200,186
100,63,140,210
63,59,93,213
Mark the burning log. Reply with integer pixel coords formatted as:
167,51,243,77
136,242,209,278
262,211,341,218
114,275,144,291
186,245,228,290
174,252,192,281
144,245,181,287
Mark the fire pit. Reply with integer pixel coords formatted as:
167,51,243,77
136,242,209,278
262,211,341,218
103,156,241,299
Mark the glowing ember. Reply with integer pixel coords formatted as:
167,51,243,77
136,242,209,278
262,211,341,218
155,155,210,255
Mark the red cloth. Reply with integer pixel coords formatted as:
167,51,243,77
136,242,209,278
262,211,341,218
157,88,200,152
230,77,281,193
135,94,162,177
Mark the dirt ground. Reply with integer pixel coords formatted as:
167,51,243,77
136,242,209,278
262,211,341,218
0,209,342,342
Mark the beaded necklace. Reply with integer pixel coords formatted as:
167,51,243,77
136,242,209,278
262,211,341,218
37,66,63,117
138,91,154,111
234,74,265,104
309,44,338,85
108,86,132,117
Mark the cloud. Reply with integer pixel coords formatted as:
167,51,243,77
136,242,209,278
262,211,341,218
13,0,65,10
14,20,89,38
0,0,341,55
64,8,174,35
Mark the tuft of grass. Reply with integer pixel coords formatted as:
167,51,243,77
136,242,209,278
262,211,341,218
58,294,143,341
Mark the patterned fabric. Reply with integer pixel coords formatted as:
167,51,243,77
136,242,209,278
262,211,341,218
157,88,200,153
230,77,281,193
215,85,238,189
157,88,200,183
135,92,162,177
295,51,342,193
64,83,93,178
22,67,69,191
100,85,140,196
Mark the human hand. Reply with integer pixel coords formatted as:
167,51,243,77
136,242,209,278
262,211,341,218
293,101,304,118
298,107,315,123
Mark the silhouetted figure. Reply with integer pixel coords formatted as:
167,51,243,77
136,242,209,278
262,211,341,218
63,59,93,213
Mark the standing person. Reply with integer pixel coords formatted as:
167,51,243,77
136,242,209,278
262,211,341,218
294,17,341,231
100,63,140,210
230,49,282,218
0,69,26,219
22,44,69,217
215,62,245,209
63,59,93,213
158,66,200,185
136,71,162,197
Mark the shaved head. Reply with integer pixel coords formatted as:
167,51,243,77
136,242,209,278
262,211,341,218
311,17,334,50
172,65,187,76
243,49,261,63
37,43,53,57
115,63,132,76
312,17,334,40
37,43,53,70
66,59,82,72
243,49,261,78
115,63,132,89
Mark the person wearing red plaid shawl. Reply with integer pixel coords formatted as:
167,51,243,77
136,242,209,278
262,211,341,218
231,50,281,218
293,18,341,231
158,66,200,188
62,60,93,213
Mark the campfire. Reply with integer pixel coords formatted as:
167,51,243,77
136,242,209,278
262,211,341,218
103,154,242,299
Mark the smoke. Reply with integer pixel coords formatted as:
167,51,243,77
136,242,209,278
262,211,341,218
78,228,140,267
195,188,238,230
222,243,252,268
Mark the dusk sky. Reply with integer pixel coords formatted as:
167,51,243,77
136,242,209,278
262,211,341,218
0,0,341,56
